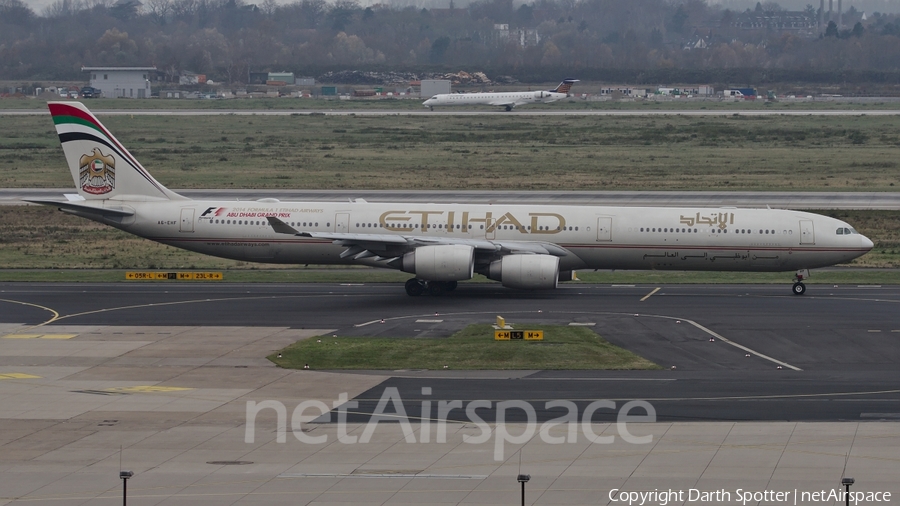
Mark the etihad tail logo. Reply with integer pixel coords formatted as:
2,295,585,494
79,148,115,195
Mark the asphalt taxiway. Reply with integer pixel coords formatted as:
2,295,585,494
2,282,899,504
2,282,899,422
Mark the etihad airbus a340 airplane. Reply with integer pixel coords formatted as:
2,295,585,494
30,101,873,296
423,79,579,111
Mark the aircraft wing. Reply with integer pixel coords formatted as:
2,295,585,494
266,217,570,261
487,99,517,107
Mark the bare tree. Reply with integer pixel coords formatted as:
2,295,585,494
147,0,172,24
171,0,198,19
260,0,277,15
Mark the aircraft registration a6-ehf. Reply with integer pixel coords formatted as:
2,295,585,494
32,101,873,296
423,79,579,111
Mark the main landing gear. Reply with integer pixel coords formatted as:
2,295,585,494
404,278,458,296
791,268,810,296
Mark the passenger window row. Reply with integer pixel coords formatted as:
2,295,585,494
352,223,580,231
638,227,784,235
211,219,323,227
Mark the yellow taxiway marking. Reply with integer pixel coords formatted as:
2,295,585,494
0,299,60,329
106,386,193,393
2,334,77,340
640,287,661,301
0,373,41,380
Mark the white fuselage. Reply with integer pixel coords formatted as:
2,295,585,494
91,199,872,273
423,91,567,109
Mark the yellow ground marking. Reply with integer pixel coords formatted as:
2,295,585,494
0,298,60,329
126,271,223,280
22,294,326,331
0,373,41,380
640,287,661,301
106,386,193,393
2,334,76,340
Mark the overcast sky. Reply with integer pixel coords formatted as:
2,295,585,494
17,0,900,17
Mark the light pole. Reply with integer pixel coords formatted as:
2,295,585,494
517,474,530,506
120,470,133,506
842,477,854,506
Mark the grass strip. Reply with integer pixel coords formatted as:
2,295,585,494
269,324,660,370
4,113,900,192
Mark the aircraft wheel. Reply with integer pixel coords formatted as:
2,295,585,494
427,281,446,296
445,281,458,292
505,105,512,111
405,278,425,296
792,282,806,296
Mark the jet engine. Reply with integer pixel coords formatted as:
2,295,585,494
533,91,547,99
400,244,474,281
488,254,559,289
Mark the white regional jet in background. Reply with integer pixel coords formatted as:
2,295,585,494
31,101,873,296
423,78,579,111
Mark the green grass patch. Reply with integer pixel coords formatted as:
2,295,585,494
269,324,660,370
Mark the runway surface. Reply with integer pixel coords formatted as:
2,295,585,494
2,282,899,423
5,188,900,209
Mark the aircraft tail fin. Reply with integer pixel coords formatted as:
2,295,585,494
48,101,184,201
551,78,579,95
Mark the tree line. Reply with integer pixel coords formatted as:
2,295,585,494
2,0,900,85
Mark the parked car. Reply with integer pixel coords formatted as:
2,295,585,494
80,87,101,98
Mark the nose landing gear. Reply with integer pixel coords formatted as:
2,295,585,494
791,269,810,295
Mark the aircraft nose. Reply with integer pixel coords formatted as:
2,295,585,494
861,234,874,251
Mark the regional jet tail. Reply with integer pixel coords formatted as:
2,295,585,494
423,78,579,111
31,102,873,297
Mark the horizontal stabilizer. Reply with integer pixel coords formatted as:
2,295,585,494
25,199,134,218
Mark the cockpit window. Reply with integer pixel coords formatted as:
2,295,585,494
836,227,856,235
836,228,844,235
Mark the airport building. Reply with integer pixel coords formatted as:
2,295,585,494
82,66,155,98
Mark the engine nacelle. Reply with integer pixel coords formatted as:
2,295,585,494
400,244,474,281
488,254,559,290
533,91,546,99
